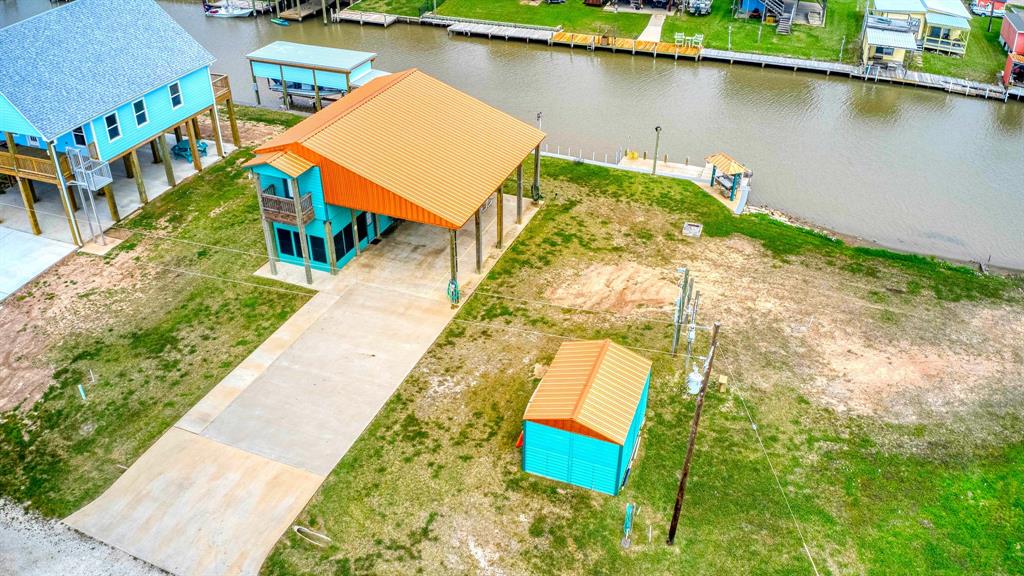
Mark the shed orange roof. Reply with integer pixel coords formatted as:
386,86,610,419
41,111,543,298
251,68,546,229
523,340,653,445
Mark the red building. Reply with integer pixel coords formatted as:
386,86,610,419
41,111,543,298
1002,10,1024,53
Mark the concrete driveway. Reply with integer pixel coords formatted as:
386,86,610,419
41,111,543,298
66,195,536,575
0,227,74,300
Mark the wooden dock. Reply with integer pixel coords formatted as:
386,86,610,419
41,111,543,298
447,22,554,42
700,48,855,75
331,9,398,26
549,31,702,60
280,0,322,21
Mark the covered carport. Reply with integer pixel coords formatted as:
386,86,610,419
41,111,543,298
245,68,545,303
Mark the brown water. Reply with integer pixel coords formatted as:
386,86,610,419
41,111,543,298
5,0,1023,267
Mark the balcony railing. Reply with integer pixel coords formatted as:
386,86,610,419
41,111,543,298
260,191,314,226
211,73,232,102
922,36,967,54
0,147,72,183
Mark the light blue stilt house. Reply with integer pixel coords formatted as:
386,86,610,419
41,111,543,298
245,41,390,111
522,339,653,496
0,0,238,245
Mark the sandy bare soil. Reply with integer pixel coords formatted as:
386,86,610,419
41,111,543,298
0,498,166,576
546,233,1024,424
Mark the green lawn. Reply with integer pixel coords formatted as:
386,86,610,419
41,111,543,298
438,0,651,36
348,0,428,17
661,0,865,62
262,159,1024,575
911,15,1007,82
0,144,312,517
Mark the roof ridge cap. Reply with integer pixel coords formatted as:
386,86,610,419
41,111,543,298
571,340,612,421
296,68,418,145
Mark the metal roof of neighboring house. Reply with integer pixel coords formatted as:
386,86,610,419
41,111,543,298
350,69,392,88
872,0,926,13
523,340,653,446
866,27,921,49
0,0,215,142
246,41,376,73
923,0,973,18
253,68,546,229
705,152,747,175
1005,9,1024,30
926,10,972,26
248,151,316,178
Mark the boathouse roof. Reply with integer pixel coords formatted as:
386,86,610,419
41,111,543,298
523,340,652,446
246,41,377,74
872,0,926,13
923,0,972,18
249,68,546,229
0,0,214,141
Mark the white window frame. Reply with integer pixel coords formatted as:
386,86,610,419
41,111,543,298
132,99,149,127
72,126,87,147
104,112,121,142
169,82,183,109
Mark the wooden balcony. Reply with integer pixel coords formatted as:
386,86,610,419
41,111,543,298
261,191,314,226
211,72,232,103
0,146,72,184
922,36,967,55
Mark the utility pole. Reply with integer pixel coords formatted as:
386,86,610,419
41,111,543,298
666,321,721,546
987,2,994,32
537,111,543,130
651,126,662,175
671,268,690,356
838,35,846,62
684,290,701,373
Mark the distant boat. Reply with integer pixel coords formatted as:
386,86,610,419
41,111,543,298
203,1,254,17
271,17,290,25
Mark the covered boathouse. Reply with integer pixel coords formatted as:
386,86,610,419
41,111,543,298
244,68,545,300
0,0,239,247
522,340,653,496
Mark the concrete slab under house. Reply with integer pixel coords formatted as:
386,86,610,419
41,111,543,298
244,67,547,303
0,0,241,284
522,339,654,496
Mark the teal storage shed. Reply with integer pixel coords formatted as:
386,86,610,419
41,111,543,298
522,340,653,496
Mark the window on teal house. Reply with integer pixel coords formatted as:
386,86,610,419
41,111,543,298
277,228,300,257
333,223,355,257
309,236,327,263
133,99,148,127
72,126,87,147
104,112,121,141
169,82,183,109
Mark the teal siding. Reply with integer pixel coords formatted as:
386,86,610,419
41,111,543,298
254,166,391,273
522,421,621,495
0,92,41,138
252,62,348,91
90,66,214,161
522,369,651,496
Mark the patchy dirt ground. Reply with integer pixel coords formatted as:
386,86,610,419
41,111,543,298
0,498,166,576
195,114,283,148
539,230,1024,424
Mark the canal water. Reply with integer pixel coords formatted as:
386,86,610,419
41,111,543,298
4,1,1023,268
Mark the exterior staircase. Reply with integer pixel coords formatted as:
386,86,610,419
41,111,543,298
776,1,798,34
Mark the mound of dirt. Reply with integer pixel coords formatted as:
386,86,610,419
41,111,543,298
545,262,679,315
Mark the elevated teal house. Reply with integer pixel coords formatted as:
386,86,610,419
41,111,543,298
522,340,653,496
0,0,238,245
246,41,390,111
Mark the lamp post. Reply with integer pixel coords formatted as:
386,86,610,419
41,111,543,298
652,126,662,175
537,111,543,130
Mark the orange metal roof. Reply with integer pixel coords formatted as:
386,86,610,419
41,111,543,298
243,151,315,178
253,68,546,229
523,340,653,445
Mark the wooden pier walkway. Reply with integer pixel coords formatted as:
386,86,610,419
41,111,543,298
548,31,702,60
447,22,555,42
331,9,398,26
701,48,855,75
280,0,322,21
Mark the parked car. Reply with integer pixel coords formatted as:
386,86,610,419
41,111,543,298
688,0,713,15
970,1,1004,16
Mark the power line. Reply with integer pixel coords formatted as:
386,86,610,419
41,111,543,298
111,226,270,259
147,264,313,297
733,383,822,576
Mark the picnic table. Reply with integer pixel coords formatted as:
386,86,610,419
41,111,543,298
171,139,209,163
